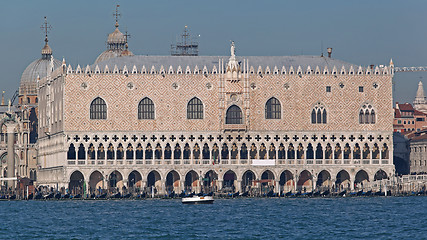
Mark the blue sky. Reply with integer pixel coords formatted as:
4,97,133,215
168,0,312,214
0,0,426,104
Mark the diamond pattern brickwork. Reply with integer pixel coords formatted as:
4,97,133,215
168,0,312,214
62,70,392,133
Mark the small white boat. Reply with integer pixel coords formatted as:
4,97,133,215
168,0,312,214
182,195,214,204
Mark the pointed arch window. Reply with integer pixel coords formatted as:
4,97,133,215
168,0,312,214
359,104,376,124
135,143,143,159
78,144,85,160
90,97,107,119
311,110,316,124
183,143,191,159
359,110,364,124
317,110,322,123
138,97,155,119
67,144,76,159
265,97,281,119
322,109,327,124
311,102,327,124
226,105,243,124
97,144,105,160
126,144,134,160
365,109,369,123
187,97,203,119
221,143,229,160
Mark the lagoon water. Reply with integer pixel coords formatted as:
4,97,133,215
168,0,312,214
1,197,426,239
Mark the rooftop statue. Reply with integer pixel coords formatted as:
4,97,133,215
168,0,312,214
230,41,235,57
227,41,239,72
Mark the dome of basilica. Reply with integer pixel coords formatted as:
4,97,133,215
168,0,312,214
94,21,133,64
107,25,126,45
20,41,61,85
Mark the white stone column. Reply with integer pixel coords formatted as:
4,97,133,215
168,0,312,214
6,123,16,188
236,180,242,193
179,179,185,193
331,178,336,193
162,181,166,195
312,176,317,192
123,178,128,193
275,180,280,194
141,180,147,194
294,174,298,192
85,180,89,197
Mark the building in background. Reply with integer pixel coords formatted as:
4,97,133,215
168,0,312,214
393,102,427,133
413,81,427,114
392,80,427,175
407,130,427,174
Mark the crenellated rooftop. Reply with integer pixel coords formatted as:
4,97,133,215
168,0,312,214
62,55,392,76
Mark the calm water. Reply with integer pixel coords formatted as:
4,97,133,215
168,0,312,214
0,197,426,239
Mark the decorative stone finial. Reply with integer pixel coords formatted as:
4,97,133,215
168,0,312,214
113,5,121,28
41,16,53,59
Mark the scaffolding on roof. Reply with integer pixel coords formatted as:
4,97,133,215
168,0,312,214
171,26,199,56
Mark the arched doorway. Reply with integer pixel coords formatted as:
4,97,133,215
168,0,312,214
374,170,388,181
128,171,142,193
223,170,237,192
279,170,294,193
316,170,331,190
69,171,84,195
166,170,181,193
184,170,199,192
203,170,218,193
297,170,312,192
89,171,104,194
242,170,255,192
335,170,350,191
261,170,275,194
355,170,369,190
109,170,124,193
147,170,162,193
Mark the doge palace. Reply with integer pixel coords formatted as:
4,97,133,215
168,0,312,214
36,16,395,195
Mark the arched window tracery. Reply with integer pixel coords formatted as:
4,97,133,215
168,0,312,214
265,97,281,119
226,105,243,124
311,102,327,124
187,97,203,119
359,104,376,124
138,97,155,119
90,97,107,119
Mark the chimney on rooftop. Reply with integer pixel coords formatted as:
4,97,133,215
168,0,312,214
327,48,332,58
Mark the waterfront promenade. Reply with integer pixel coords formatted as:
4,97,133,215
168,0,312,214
1,174,426,200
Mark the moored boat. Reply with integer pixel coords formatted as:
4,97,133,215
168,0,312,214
182,195,214,204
